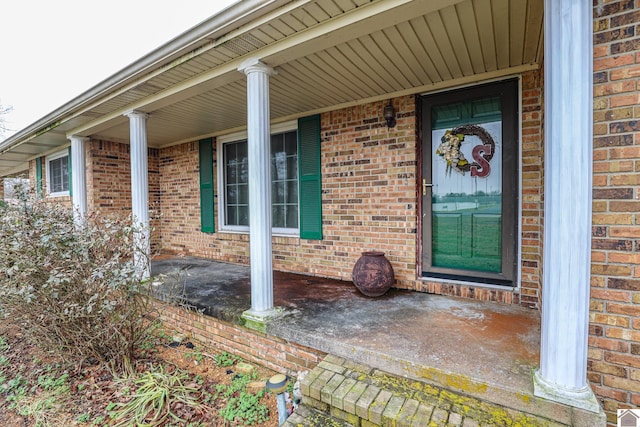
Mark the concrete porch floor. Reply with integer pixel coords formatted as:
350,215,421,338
151,256,599,425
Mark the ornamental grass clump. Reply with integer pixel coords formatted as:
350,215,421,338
0,191,152,366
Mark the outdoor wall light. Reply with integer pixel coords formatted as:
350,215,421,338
383,101,396,128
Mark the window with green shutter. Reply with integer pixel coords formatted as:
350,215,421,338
214,117,322,239
199,138,215,233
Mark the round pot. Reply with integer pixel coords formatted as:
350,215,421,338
351,251,395,297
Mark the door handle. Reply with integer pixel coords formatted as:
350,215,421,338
422,179,433,195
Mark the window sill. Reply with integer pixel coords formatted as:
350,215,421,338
47,191,70,198
217,228,300,239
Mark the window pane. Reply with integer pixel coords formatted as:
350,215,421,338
286,181,298,203
227,164,237,182
49,156,69,193
227,206,237,225
238,205,249,226
223,130,298,230
272,205,284,228
226,184,237,204
272,181,285,203
236,141,247,161
271,133,284,153
225,141,249,226
238,183,248,204
286,205,299,228
272,152,287,180
50,159,62,193
286,156,297,179
285,131,297,154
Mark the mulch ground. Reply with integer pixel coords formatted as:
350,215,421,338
0,318,280,426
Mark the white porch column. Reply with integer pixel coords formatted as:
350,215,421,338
124,111,150,279
534,0,600,413
238,58,278,324
68,135,88,224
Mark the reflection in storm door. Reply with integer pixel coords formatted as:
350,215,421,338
421,79,518,286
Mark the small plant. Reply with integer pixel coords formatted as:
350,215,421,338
214,372,270,425
77,412,91,423
220,389,269,425
185,350,205,363
109,365,202,427
91,415,106,426
214,351,240,367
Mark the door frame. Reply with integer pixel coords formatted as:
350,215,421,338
417,78,520,286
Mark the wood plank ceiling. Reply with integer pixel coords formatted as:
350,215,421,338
0,0,543,175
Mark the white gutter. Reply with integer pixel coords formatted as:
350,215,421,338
0,0,287,154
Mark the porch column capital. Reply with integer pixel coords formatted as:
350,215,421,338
67,135,88,224
238,58,274,76
535,0,601,414
125,111,150,279
68,135,89,143
123,110,149,120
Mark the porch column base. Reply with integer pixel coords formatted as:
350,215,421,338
242,308,283,333
533,369,602,413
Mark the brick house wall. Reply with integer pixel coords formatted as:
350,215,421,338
153,69,543,309
590,1,640,423
27,71,544,309
85,139,161,249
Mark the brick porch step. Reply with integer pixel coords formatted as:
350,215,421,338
286,354,569,427
285,404,356,427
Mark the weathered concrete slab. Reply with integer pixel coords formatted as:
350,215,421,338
151,257,606,426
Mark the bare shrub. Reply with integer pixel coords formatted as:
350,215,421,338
0,193,153,365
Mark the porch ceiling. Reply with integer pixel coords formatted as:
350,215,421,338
0,0,543,177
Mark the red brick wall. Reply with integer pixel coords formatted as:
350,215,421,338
520,71,544,309
153,300,325,375
156,73,544,308
86,139,161,248
590,1,640,423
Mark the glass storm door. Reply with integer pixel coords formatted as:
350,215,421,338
421,80,518,286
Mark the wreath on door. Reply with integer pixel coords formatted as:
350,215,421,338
435,124,496,176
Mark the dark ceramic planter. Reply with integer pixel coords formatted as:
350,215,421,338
351,251,395,297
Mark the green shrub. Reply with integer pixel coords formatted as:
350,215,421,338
0,193,152,365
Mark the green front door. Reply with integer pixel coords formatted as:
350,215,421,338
421,79,519,286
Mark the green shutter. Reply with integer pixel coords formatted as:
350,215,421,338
68,146,73,196
35,157,42,199
199,138,215,233
298,115,322,240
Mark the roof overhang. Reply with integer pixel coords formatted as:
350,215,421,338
0,0,543,177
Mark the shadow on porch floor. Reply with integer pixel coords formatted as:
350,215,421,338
151,256,598,425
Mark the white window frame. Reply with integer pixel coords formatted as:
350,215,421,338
217,121,299,236
46,150,70,198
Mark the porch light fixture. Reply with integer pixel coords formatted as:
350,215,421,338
383,101,396,128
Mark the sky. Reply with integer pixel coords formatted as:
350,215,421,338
0,0,238,139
